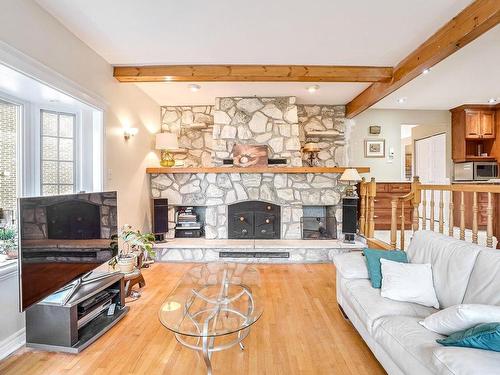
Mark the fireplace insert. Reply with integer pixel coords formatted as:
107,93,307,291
228,201,280,239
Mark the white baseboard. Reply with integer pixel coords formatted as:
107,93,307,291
0,328,26,360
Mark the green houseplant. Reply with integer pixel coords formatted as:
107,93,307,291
109,225,155,273
0,226,18,260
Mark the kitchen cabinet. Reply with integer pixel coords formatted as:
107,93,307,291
464,110,495,139
451,105,499,162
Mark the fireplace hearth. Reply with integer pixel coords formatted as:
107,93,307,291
228,201,280,239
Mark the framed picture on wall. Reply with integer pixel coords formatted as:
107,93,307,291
364,139,385,158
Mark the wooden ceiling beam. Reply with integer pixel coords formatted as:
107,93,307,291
113,65,393,83
346,0,500,119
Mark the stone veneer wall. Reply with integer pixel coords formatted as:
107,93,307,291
297,105,347,166
0,100,17,215
161,106,214,167
212,97,302,166
160,101,348,168
150,172,343,239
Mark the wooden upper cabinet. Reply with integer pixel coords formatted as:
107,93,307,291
480,111,496,138
465,110,481,138
465,109,495,139
451,105,499,162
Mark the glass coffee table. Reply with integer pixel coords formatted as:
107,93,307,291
159,263,263,375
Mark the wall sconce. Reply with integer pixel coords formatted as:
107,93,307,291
123,128,138,140
302,142,320,166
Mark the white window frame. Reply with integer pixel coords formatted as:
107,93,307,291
39,109,79,195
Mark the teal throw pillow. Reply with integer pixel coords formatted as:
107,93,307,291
437,322,500,352
363,248,408,288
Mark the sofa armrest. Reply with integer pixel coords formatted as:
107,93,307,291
333,252,369,279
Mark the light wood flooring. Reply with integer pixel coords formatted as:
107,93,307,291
0,263,386,375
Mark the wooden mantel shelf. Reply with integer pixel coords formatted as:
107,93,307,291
146,166,370,174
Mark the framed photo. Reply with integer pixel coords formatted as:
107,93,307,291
364,139,385,158
369,125,381,135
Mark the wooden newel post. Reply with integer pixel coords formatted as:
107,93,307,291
411,176,421,232
368,178,377,238
390,197,398,249
359,177,367,236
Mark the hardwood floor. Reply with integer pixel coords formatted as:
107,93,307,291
0,264,386,375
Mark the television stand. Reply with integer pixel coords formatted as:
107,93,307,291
26,272,129,353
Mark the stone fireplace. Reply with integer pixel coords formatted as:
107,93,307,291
151,96,352,240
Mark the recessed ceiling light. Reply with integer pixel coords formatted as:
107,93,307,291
397,97,407,104
488,98,497,104
164,76,173,81
422,68,431,74
307,85,320,93
188,84,201,92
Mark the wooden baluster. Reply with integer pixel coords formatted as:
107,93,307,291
400,201,405,250
359,178,366,236
460,192,465,241
422,190,427,230
472,192,478,244
430,190,435,232
439,190,444,234
390,198,397,249
448,198,454,238
411,176,421,232
487,192,493,248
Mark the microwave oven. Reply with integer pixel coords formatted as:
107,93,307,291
454,161,498,181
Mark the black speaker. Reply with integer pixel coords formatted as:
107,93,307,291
342,197,358,235
152,199,169,237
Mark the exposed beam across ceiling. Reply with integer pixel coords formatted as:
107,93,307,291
346,0,500,118
113,65,393,83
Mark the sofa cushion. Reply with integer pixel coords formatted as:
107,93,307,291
333,252,369,279
364,248,408,288
342,279,437,335
432,347,500,375
463,249,500,306
437,322,500,352
407,231,481,309
373,315,444,375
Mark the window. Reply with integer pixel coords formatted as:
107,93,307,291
40,110,76,195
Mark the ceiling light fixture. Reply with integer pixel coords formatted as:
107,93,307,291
422,68,431,74
188,84,201,92
397,97,407,104
307,85,320,93
488,98,497,104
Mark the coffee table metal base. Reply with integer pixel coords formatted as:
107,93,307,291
174,328,250,375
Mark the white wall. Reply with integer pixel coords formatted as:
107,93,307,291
349,109,451,181
0,0,160,357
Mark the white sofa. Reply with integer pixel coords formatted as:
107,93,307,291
333,230,500,375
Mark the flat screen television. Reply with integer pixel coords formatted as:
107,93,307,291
18,192,118,311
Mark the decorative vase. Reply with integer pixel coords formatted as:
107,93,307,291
117,254,136,273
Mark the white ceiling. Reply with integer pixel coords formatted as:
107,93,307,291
34,0,498,110
36,0,471,66
135,82,370,106
374,25,500,110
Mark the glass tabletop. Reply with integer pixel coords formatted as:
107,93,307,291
159,263,263,338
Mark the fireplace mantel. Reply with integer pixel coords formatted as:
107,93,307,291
146,166,369,174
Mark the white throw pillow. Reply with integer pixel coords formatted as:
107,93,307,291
380,259,440,309
420,304,500,335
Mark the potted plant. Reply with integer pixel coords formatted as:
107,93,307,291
0,226,18,260
109,225,155,273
